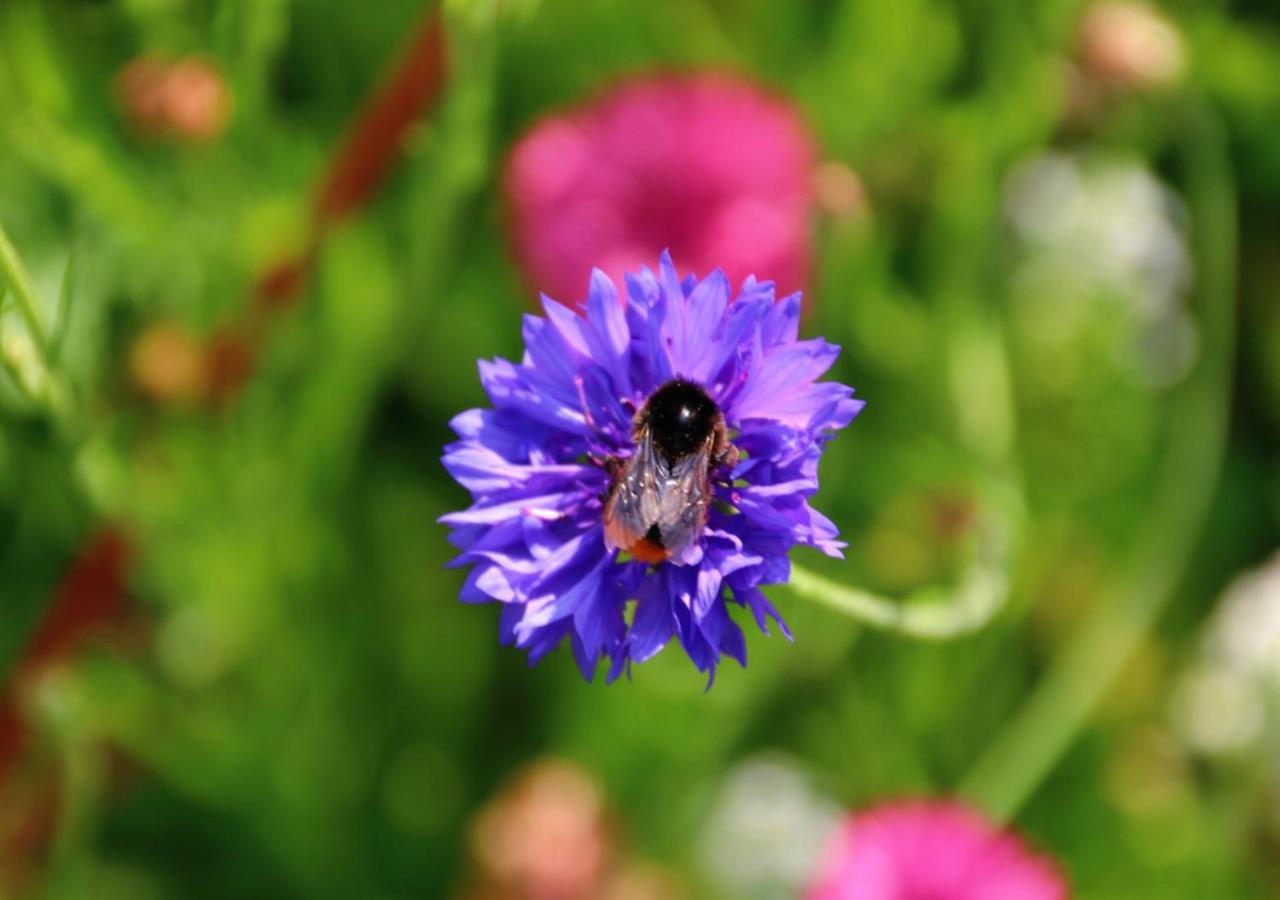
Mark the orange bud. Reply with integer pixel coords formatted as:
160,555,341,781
813,161,870,223
116,55,231,143
129,322,208,406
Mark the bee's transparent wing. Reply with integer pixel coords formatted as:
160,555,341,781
603,428,664,552
653,438,713,557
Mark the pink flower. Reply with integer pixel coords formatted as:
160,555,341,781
504,72,816,305
116,56,231,143
466,759,614,900
807,801,1069,900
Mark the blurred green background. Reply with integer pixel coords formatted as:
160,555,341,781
1,0,1279,897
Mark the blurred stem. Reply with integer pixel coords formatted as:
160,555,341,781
47,241,75,365
0,221,76,427
958,101,1237,822
788,560,1007,640
789,503,1011,639
798,36,1048,643
790,134,1030,642
402,4,497,329
0,219,49,349
1,2,162,238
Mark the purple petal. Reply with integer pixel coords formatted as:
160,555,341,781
668,269,731,381
730,339,844,426
738,585,793,640
628,573,678,663
582,269,632,396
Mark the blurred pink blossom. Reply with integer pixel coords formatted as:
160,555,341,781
1077,2,1184,92
807,801,1068,900
116,56,231,143
504,72,816,305
465,759,613,900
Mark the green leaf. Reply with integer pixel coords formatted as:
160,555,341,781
47,241,75,365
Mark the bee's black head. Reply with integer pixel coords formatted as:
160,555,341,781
644,379,720,462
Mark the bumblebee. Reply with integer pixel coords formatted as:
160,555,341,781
603,379,736,563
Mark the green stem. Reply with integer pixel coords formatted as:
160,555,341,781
0,219,49,350
789,559,1008,640
0,221,77,430
958,100,1237,822
788,502,1013,640
788,260,1024,643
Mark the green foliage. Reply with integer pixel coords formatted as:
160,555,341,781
1,0,1279,897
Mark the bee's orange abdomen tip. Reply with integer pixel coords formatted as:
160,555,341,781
628,537,669,564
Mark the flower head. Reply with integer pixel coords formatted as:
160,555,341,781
1172,549,1280,757
462,757,686,900
505,73,816,306
116,55,231,143
440,253,861,681
1002,152,1194,387
467,759,613,900
1077,2,1184,92
807,800,1068,900
129,322,209,406
700,755,840,898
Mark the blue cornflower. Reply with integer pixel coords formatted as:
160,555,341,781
440,253,863,682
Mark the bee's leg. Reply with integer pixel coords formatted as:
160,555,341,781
711,445,740,489
603,455,627,479
594,455,628,501
587,452,624,472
